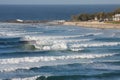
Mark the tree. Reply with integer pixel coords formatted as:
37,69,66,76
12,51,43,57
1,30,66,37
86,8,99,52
70,8,120,21
114,8,120,14
71,15,79,21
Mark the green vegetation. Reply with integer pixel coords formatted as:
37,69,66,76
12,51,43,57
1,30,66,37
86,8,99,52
71,8,120,21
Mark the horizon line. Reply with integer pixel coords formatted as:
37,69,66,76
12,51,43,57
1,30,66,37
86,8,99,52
0,4,120,5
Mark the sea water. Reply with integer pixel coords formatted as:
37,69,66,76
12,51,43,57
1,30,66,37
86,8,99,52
0,23,119,80
0,5,120,20
0,5,120,80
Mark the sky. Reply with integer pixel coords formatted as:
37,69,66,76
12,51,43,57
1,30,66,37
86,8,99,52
0,0,120,5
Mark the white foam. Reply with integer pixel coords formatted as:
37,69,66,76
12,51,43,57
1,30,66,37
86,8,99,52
0,23,43,37
0,53,116,65
71,42,120,48
24,35,82,41
35,42,68,51
23,35,91,51
0,53,117,72
11,76,39,80
35,43,84,51
70,48,84,51
34,41,120,51
24,32,102,41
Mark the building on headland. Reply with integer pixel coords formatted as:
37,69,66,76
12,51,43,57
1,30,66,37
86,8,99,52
94,17,98,21
113,14,120,21
52,20,66,24
16,19,24,22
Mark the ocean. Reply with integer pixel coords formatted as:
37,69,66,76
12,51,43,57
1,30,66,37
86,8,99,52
0,5,120,20
0,5,120,80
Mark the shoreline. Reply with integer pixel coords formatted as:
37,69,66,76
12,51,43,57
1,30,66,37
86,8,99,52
0,20,120,29
63,21,120,29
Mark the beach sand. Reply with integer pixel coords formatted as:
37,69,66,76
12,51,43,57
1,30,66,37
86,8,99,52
63,21,120,29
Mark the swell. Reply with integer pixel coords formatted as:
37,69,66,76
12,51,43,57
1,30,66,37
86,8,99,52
0,37,32,45
96,60,120,65
5,72,120,80
0,51,54,58
94,38,120,42
0,37,21,41
0,41,30,47
0,37,32,48
36,72,120,80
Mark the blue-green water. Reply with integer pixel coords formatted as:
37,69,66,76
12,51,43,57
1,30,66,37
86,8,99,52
0,23,120,80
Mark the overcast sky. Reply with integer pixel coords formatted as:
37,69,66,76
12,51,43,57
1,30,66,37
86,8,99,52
0,0,120,5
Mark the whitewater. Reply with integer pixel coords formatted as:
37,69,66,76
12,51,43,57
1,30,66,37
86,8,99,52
0,23,120,80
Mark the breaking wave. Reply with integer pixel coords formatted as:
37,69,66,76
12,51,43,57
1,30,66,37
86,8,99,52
36,72,120,80
0,53,117,72
0,53,116,64
31,41,120,51
21,35,92,51
4,35,120,52
70,42,120,48
11,76,39,80
0,54,115,64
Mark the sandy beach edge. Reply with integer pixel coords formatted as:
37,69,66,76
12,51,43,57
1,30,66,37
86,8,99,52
62,21,120,29
1,20,120,29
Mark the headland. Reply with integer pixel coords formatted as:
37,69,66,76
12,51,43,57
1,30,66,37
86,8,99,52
63,21,120,29
63,8,120,29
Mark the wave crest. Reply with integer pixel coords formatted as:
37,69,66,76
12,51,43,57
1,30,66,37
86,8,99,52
0,53,116,65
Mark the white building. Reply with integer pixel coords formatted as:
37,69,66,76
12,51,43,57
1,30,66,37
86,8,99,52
94,17,98,21
113,14,120,21
16,19,23,22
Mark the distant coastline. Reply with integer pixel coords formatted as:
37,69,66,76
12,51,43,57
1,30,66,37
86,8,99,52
1,19,120,29
64,8,120,29
2,19,51,23
0,6,120,29
63,21,120,29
